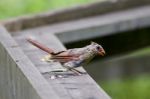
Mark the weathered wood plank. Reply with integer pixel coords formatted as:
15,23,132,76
12,6,150,43
0,25,60,99
13,30,111,99
2,0,150,32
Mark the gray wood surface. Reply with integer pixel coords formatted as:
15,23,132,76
12,6,150,43
13,30,110,99
0,25,60,99
2,0,150,32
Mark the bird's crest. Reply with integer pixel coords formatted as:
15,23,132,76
91,41,100,46
91,41,97,45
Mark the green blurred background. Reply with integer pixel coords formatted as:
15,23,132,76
1,0,150,99
0,0,96,19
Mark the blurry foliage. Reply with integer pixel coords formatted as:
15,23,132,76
0,0,98,19
100,47,150,99
129,46,150,57
101,74,150,99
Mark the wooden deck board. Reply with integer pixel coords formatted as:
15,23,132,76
13,30,110,99
0,25,60,99
2,1,150,98
12,6,150,43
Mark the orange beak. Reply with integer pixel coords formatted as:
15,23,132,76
98,48,105,56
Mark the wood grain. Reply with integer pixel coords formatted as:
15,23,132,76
0,25,60,99
14,30,110,99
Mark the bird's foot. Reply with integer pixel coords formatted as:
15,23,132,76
43,69,86,79
70,68,87,76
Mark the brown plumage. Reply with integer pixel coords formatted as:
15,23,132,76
27,38,105,75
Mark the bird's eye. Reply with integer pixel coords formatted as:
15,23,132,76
96,46,100,50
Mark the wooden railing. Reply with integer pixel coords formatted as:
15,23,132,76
0,25,110,99
2,0,150,32
1,0,150,99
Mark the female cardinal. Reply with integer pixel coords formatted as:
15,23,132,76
27,38,105,75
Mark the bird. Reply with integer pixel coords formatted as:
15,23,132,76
27,38,105,75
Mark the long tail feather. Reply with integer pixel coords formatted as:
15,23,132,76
27,38,54,54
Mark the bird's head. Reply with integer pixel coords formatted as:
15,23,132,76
90,41,105,56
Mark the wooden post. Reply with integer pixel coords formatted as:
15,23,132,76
0,25,60,99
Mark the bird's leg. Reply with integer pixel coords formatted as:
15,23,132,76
70,68,86,75
62,65,80,75
63,59,87,75
69,68,82,76
64,66,86,76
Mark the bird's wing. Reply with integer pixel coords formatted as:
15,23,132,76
42,54,80,63
50,48,85,63
50,51,80,63
27,38,83,63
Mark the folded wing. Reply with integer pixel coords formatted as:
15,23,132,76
27,38,80,63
